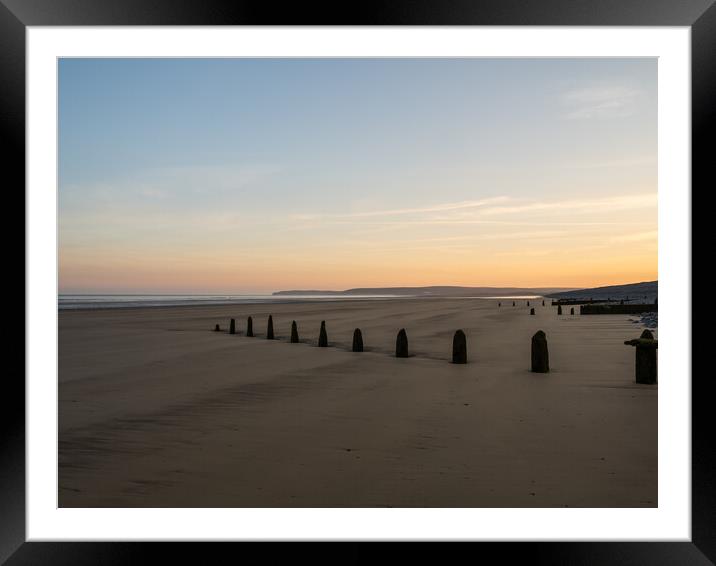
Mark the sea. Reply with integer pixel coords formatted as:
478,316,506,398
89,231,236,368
58,294,542,310
58,294,403,310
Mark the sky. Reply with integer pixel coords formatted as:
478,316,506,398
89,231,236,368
58,58,657,294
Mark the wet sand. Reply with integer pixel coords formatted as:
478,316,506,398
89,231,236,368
58,298,657,507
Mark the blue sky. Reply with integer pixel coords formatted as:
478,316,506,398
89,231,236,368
58,58,657,293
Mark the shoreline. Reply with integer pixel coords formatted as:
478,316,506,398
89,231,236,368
57,294,547,312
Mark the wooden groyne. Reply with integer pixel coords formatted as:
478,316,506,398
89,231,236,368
551,298,613,306
580,304,658,315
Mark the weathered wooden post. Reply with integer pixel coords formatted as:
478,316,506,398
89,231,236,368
512,301,516,307
214,324,221,332
229,318,236,335
527,301,530,306
290,320,299,343
557,305,562,315
452,330,467,364
531,330,549,373
570,307,575,315
352,328,363,352
318,320,328,347
530,308,535,315
498,302,501,307
542,300,545,306
246,316,254,337
624,329,658,384
267,315,274,340
396,328,409,358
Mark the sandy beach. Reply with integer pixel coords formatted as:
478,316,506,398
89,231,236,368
58,298,657,508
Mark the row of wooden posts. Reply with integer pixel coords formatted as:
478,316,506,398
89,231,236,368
499,300,574,316
498,300,546,307
214,315,657,382
218,316,435,360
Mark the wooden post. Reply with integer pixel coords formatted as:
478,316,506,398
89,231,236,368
290,320,299,343
452,330,467,364
246,316,253,337
624,330,658,384
318,321,328,347
352,328,363,352
229,318,236,335
396,329,409,358
267,315,274,340
531,330,549,373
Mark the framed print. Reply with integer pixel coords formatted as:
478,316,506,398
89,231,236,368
6,0,711,563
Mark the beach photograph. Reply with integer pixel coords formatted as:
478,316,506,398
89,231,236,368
58,57,658,508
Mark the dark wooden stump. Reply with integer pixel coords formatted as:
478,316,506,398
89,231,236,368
246,316,253,337
396,328,409,358
318,321,328,347
624,330,658,384
214,324,220,332
542,300,545,306
290,320,299,343
557,305,562,315
352,328,363,352
531,330,549,373
266,315,274,340
530,308,535,315
452,330,467,364
229,318,236,335
570,307,575,315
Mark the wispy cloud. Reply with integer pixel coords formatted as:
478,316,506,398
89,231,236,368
60,163,280,209
564,156,656,170
290,193,656,228
340,230,568,247
562,85,642,119
325,230,570,256
291,196,509,221
471,193,656,217
609,230,658,243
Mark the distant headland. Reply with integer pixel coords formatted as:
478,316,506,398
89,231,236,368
273,281,657,299
272,286,575,297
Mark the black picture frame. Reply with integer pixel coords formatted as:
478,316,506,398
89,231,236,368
6,1,709,563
